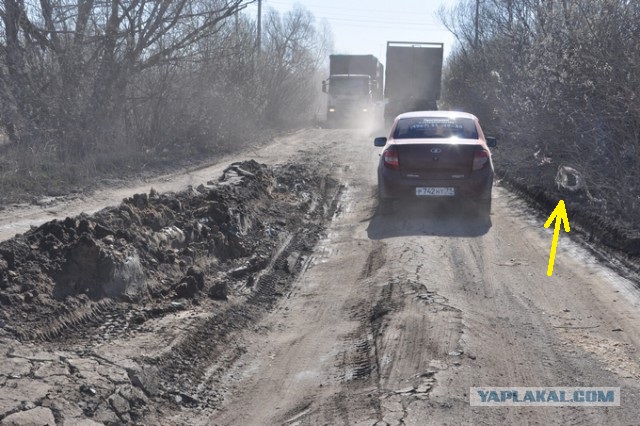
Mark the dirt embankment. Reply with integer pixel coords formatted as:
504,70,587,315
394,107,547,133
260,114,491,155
495,165,640,278
0,159,341,424
492,145,640,272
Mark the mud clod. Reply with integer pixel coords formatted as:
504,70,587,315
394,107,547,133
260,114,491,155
208,281,229,300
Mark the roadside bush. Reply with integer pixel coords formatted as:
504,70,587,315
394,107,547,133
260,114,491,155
439,0,640,250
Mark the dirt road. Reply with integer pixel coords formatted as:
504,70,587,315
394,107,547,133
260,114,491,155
1,128,639,425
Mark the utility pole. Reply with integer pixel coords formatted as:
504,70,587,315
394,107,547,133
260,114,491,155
235,5,239,40
474,0,480,47
257,0,262,58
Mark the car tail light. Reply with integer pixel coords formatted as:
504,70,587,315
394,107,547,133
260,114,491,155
383,147,399,170
472,150,490,171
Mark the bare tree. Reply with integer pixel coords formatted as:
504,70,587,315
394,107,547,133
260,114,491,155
0,0,253,159
0,1,332,199
259,5,332,127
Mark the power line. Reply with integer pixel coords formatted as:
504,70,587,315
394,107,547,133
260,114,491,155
315,16,445,29
245,1,446,28
258,1,445,29
266,0,440,20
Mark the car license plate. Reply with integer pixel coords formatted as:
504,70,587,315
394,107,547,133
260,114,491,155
415,187,455,197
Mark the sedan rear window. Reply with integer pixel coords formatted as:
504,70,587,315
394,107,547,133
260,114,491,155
394,117,479,139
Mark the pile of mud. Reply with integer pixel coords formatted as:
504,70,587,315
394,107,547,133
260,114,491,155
0,160,340,342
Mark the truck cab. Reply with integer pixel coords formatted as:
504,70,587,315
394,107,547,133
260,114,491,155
322,74,375,123
322,54,384,127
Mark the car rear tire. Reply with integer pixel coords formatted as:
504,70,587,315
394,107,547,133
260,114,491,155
476,198,491,219
378,197,395,216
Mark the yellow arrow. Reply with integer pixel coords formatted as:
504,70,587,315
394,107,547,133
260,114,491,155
544,200,571,276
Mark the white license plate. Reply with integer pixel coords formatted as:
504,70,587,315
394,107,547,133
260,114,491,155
415,187,455,197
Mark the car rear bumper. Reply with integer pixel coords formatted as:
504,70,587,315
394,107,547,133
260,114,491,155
378,165,493,200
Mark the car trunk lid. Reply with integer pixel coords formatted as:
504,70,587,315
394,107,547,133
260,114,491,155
396,142,479,179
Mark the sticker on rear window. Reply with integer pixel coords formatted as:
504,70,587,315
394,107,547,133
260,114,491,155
408,122,464,131
395,117,478,139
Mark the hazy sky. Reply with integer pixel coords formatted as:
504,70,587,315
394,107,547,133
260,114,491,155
245,0,458,65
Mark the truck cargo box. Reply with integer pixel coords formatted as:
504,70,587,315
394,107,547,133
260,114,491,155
384,42,443,101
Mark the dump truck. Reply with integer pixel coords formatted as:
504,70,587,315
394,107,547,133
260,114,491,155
322,54,383,124
384,41,444,123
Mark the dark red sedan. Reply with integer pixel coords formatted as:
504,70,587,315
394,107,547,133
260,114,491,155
374,111,497,215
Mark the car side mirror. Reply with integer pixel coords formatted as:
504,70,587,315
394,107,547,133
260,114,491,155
486,136,497,147
374,137,387,147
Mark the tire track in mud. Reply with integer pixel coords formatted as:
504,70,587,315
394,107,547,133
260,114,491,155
152,227,319,406
332,243,393,391
328,238,462,425
146,178,345,409
281,242,395,425
15,299,117,342
338,243,392,387
350,237,470,425
297,229,463,425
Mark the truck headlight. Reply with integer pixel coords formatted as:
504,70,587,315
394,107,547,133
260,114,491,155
362,108,368,113
329,108,335,112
